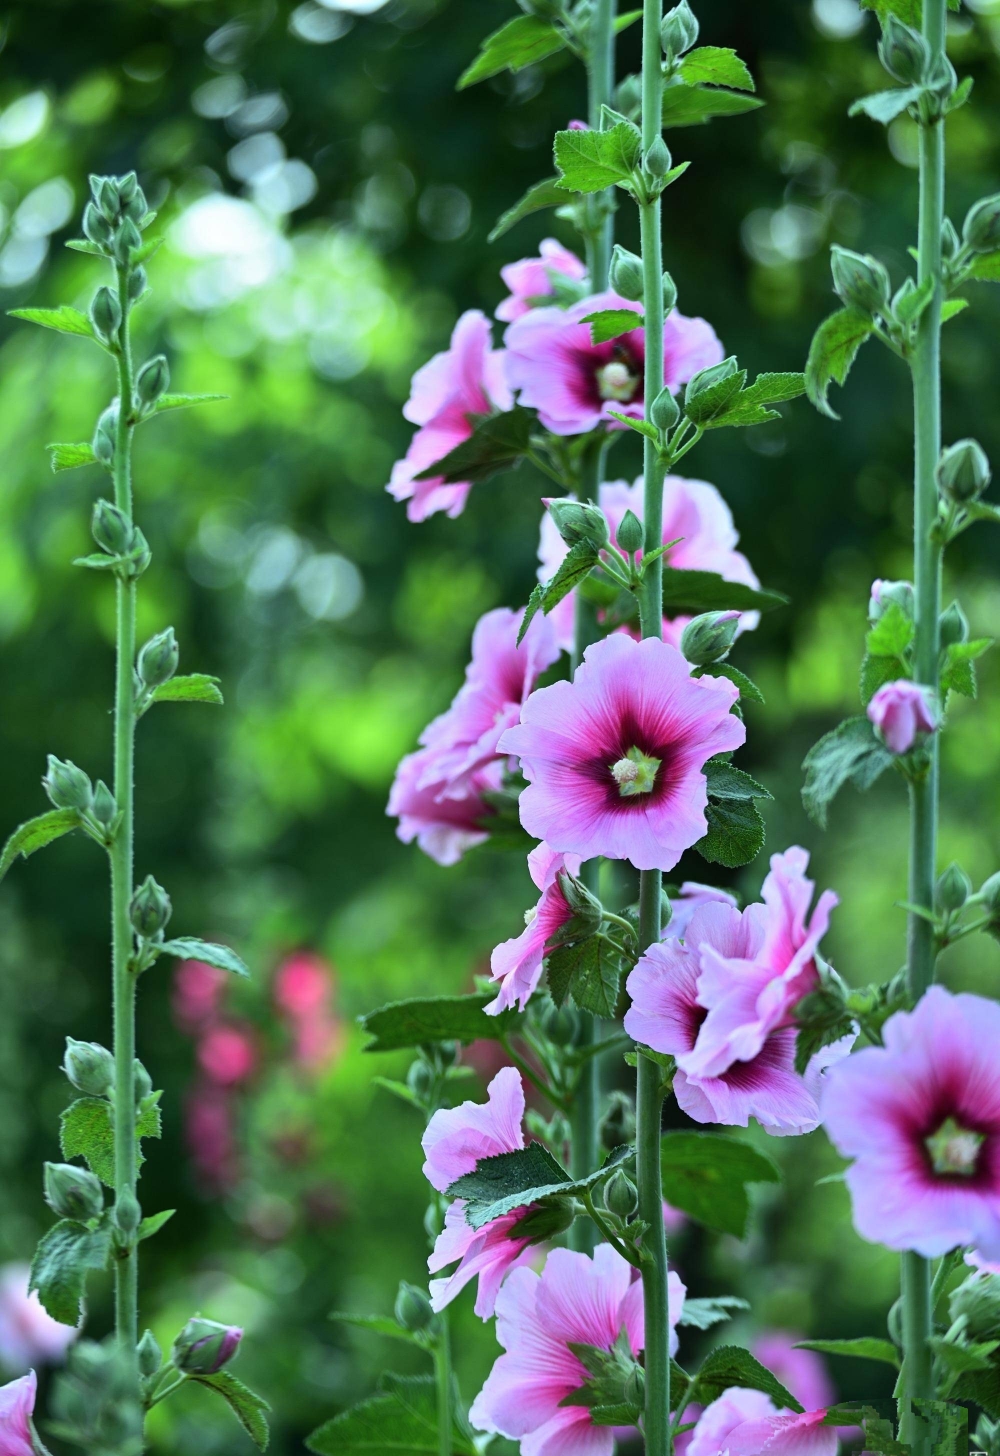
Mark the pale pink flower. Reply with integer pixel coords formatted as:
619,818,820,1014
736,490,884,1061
662,1200,688,1233
687,1387,777,1456
537,474,759,653
499,634,744,871
496,239,587,322
274,953,331,1018
504,290,723,435
486,843,583,1015
422,1068,538,1318
0,1266,76,1372
0,1372,35,1456
388,310,512,522
687,1388,836,1456
664,882,739,943
470,1243,686,1456
867,679,938,754
967,1249,1000,1275
292,1016,345,1072
197,1024,257,1087
185,1084,239,1193
172,959,227,1033
387,751,502,866
751,1333,836,1413
821,986,1000,1260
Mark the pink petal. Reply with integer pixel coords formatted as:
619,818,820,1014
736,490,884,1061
422,1066,525,1191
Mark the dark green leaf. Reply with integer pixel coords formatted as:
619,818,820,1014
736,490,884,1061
415,406,533,485
8,306,94,339
152,392,227,414
805,307,875,420
47,442,98,473
137,1208,175,1242
704,759,772,802
360,993,521,1051
680,47,754,92
489,177,566,243
29,1219,111,1325
679,1296,750,1330
307,1374,475,1456
160,938,249,977
581,309,644,344
849,86,923,125
330,1312,424,1347
151,673,224,706
554,122,642,193
60,1092,162,1187
795,1016,856,1076
519,540,603,644
0,809,82,885
796,1338,901,1369
661,569,787,614
695,1345,803,1412
941,637,993,700
660,1130,780,1239
662,81,764,128
458,15,566,89
695,797,765,869
951,1356,1000,1418
190,1371,270,1451
684,369,747,425
700,663,765,704
802,716,895,828
545,934,626,1018
448,1143,631,1230
969,251,1000,283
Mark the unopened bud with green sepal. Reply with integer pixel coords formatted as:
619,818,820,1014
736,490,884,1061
395,1282,435,1332
604,1169,639,1219
617,509,644,555
540,1000,579,1046
681,610,740,665
137,1329,162,1378
650,386,680,433
113,217,141,264
90,781,118,832
135,355,169,409
609,245,644,303
660,0,699,59
83,203,113,249
63,1038,115,1097
830,246,891,315
114,1190,141,1234
644,137,671,179
137,628,179,689
44,1161,104,1221
512,1197,578,1242
877,13,930,84
89,287,121,345
43,756,93,813
950,1272,1000,1339
127,266,147,304
939,599,969,649
134,1059,153,1106
545,498,610,551
599,1090,636,1151
685,355,740,406
130,875,172,938
937,439,991,505
92,499,132,556
935,862,971,914
963,194,1000,254
92,405,118,466
661,271,677,316
172,1317,243,1374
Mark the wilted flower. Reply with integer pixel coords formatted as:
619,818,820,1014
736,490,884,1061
867,678,938,754
486,843,583,1015
496,238,587,322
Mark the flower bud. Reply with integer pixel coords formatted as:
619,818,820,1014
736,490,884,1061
650,386,680,433
135,355,169,408
114,1190,141,1234
137,1329,162,1378
89,287,121,345
127,526,152,577
599,1090,637,1151
92,402,119,467
609,245,644,303
424,1201,443,1241
557,872,604,933
937,439,991,505
868,578,914,622
617,509,644,555
604,1168,639,1220
44,1161,104,1222
680,610,740,665
127,266,148,304
172,1317,243,1374
130,875,172,938
134,1059,153,1106
867,679,937,755
82,202,113,249
615,75,642,117
513,1197,578,1242
91,780,117,831
137,627,179,688
92,498,132,556
63,1038,115,1097
938,599,969,649
979,872,1000,913
124,188,148,224
950,1273,1000,1339
660,0,699,59
963,194,1000,255
661,270,677,315
624,1365,645,1417
877,14,930,84
644,136,672,178
935,862,972,915
941,217,961,262
43,756,93,812
926,54,957,105
540,1000,579,1046
545,498,610,550
685,355,739,404
830,245,891,315
113,216,142,263
394,1282,435,1332
117,171,139,205
407,1059,434,1099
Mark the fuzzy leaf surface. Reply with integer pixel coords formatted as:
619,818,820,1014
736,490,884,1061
0,809,82,884
415,406,532,484
801,716,895,828
47,442,98,472
660,569,787,614
805,307,875,419
60,1092,163,1187
8,305,94,338
796,1338,901,1368
695,1345,802,1412
679,47,754,91
554,122,642,192
159,937,249,976
151,674,224,706
695,797,766,868
29,1219,111,1325
679,1296,751,1330
661,82,764,127
190,1371,270,1450
660,1131,779,1238
448,1143,631,1229
489,177,566,243
458,15,566,89
582,309,645,344
307,1374,475,1456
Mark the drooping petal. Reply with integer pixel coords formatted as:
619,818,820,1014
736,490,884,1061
422,1067,525,1192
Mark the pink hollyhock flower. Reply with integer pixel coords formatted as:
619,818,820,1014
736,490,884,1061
274,952,331,1018
185,1084,239,1193
197,1024,257,1087
821,986,1000,1259
867,678,938,754
0,1266,75,1372
687,1387,777,1456
498,633,744,872
751,1333,836,1413
387,751,502,866
968,1249,1000,1275
0,1371,36,1456
172,958,227,1033
664,881,739,943
387,310,512,522
470,1243,686,1456
292,1015,345,1072
537,474,760,653
504,290,723,435
486,842,583,1015
687,1388,836,1456
496,238,587,322
663,1200,688,1233
422,1068,539,1318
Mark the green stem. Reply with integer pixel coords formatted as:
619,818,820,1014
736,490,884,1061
900,0,946,1442
434,1309,453,1456
111,261,139,1361
586,0,617,290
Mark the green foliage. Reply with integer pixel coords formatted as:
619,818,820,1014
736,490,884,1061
159,937,249,976
47,442,98,472
860,602,913,704
8,306,95,339
308,1374,475,1456
546,932,629,1017
693,1345,803,1411
679,47,755,92
152,393,227,414
660,1131,780,1238
685,368,747,424
360,993,521,1050
969,251,1000,282
489,177,566,242
661,80,764,127
796,1337,901,1368
554,122,642,194
700,662,765,704
703,371,806,430
137,1208,175,1242
678,1295,750,1330
695,758,772,869
149,673,224,707
941,638,993,700
447,1142,631,1229
189,1371,271,1451
582,309,645,344
661,569,787,615
60,1092,162,1186
519,540,602,644
415,406,532,486
330,1312,426,1347
858,0,959,21
0,808,82,884
458,15,568,90
849,87,923,125
805,308,876,419
29,1218,111,1324
802,716,895,828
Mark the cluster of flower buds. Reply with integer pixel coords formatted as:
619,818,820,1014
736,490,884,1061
91,496,151,576
41,754,120,844
49,1338,144,1449
546,497,610,551
660,0,698,65
63,1034,151,1111
130,874,172,941
877,13,958,115
683,355,743,425
82,172,151,265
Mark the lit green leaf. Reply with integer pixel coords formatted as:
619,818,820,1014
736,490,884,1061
662,81,764,128
458,15,567,89
448,1142,632,1230
415,406,533,486
489,177,566,243
969,251,1000,283
941,298,968,322
699,662,765,704
8,305,94,339
802,716,895,829
805,307,875,420
796,1338,901,1369
679,1296,750,1330
47,442,98,473
866,602,914,659
360,993,522,1051
554,122,643,193
150,674,224,707
606,408,658,440
189,1371,270,1451
152,392,227,414
307,1374,475,1456
581,308,644,344
684,369,747,425
941,637,993,700
60,1092,163,1187
661,1130,780,1239
680,46,755,92
137,1208,175,1242
705,759,772,802
0,809,82,885
545,933,627,1017
29,1219,111,1326
661,569,787,615
330,1313,425,1347
850,85,923,124
519,540,602,645
858,0,959,21
159,938,249,977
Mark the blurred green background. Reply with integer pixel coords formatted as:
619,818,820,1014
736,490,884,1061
0,0,998,1447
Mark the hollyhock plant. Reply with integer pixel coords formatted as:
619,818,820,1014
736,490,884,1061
274,953,345,1071
496,238,587,322
750,1333,836,1413
387,309,512,522
422,1067,541,1318
498,633,744,872
0,1371,35,1456
662,881,739,942
821,986,1000,1259
686,1387,836,1456
504,290,723,435
0,1266,76,1373
387,751,502,866
867,678,938,754
197,1024,257,1087
486,842,583,1015
469,1243,685,1456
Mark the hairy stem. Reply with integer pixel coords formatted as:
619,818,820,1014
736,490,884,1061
586,0,617,289
434,1309,452,1456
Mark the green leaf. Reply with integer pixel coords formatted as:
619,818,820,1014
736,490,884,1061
545,934,626,1018
448,1143,631,1230
802,716,895,829
866,601,914,659
661,569,788,615
849,86,923,125
860,651,903,706
0,808,82,885
941,637,993,700
796,1338,901,1369
684,369,747,425
415,405,533,485
679,46,755,91
858,0,959,21
741,371,807,406
330,1312,424,1347
151,673,224,707
190,1371,270,1451
581,309,644,344
704,759,772,802
488,177,566,243
160,937,249,977
134,234,164,265
65,239,104,255
700,662,765,704
8,305,95,339
29,1219,111,1326
805,307,875,420
60,1092,162,1187
965,500,1000,525
941,298,969,322
695,797,765,868
969,251,1000,283
694,1345,803,1412
679,1296,751,1331
307,1375,475,1456
137,1208,175,1242
519,539,602,645
458,15,567,89
360,993,521,1051
606,408,659,440
662,81,764,128
47,442,97,473
951,1355,1000,1418
72,554,120,571
152,392,227,414
554,122,643,193
660,1130,780,1239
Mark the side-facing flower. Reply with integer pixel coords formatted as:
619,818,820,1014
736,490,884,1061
867,678,938,754
663,882,739,942
499,634,744,872
496,239,587,322
504,290,722,435
486,843,583,1015
422,1067,543,1318
0,1371,37,1456
821,986,1000,1259
686,1387,836,1456
387,752,501,867
388,310,512,522
0,1265,76,1372
470,1243,685,1456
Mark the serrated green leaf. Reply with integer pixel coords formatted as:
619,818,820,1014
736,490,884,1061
802,716,895,829
448,1143,631,1230
684,369,747,425
415,406,532,485
700,662,765,704
695,797,765,868
941,297,968,322
860,651,903,706
190,1371,270,1451
705,759,772,802
858,0,959,21
679,1296,750,1330
151,673,224,706
160,937,249,977
941,637,993,699
137,1208,175,1242
330,1312,424,1347
661,569,787,615
47,442,98,473
554,122,642,193
741,371,806,406
662,81,764,128
8,305,94,339
606,408,658,440
360,993,521,1051
0,808,82,885
488,177,566,243
29,1219,111,1326
458,15,567,89
849,85,923,125
695,1344,803,1412
60,1092,162,1187
307,1374,475,1456
866,601,914,659
680,46,754,92
661,1131,779,1239
581,308,644,344
519,540,603,646
134,234,164,265
795,1016,857,1076
796,1338,901,1369
969,251,1000,283
152,392,227,414
545,933,626,1018
805,307,875,420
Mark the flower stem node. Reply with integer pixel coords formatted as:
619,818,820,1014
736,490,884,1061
172,1317,243,1375
114,1190,141,1235
394,1281,436,1333
63,1038,116,1098
830,245,891,315
137,1329,162,1379
963,194,1000,254
680,610,740,665
43,756,94,813
609,244,645,303
604,1168,639,1220
90,287,122,346
660,0,699,62
135,355,169,410
616,508,645,555
44,1161,104,1221
545,497,610,550
650,385,680,433
937,439,991,505
877,14,931,84
129,875,172,938
599,1090,637,1152
137,627,179,689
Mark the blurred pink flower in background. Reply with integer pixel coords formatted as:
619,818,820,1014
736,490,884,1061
0,1371,35,1456
197,1024,257,1087
172,959,228,1034
751,1332,836,1412
185,1085,240,1193
496,238,587,322
274,952,345,1072
0,1266,75,1372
